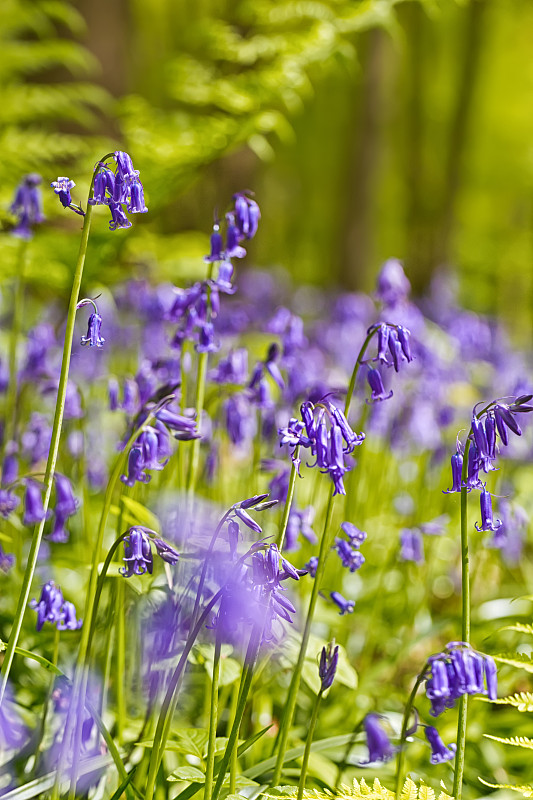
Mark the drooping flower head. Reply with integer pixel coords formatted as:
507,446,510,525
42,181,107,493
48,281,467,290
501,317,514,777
319,641,339,691
30,581,82,631
10,173,44,239
362,713,396,764
425,726,456,764
425,641,497,716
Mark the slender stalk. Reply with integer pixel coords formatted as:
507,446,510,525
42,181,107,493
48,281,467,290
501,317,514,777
271,487,335,785
204,636,221,800
395,669,427,800
276,455,299,550
116,577,126,746
211,627,261,800
297,690,323,800
186,263,214,496
4,238,28,451
344,328,376,416
0,201,95,708
31,626,61,778
453,440,471,800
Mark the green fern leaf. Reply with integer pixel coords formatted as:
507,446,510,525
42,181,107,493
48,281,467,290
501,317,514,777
501,623,533,636
484,734,533,749
493,652,533,673
485,692,533,712
418,782,435,800
479,778,533,797
400,778,418,800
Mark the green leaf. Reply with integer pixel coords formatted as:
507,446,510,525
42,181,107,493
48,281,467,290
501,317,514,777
484,734,533,749
479,778,533,797
120,496,161,532
169,766,206,783
482,691,533,712
400,778,418,800
493,652,533,673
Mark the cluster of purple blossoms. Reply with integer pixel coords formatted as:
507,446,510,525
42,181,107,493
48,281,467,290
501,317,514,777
361,713,455,766
120,526,180,578
212,541,306,648
334,521,367,572
425,641,497,717
279,398,365,495
30,580,82,631
169,194,261,354
10,173,45,239
51,151,147,230
365,322,413,403
21,473,79,542
444,396,533,539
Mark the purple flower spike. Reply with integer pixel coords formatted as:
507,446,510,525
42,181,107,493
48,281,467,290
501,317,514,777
362,713,396,763
319,642,339,691
425,726,456,764
23,480,51,526
80,312,105,348
330,591,355,615
120,527,154,577
475,486,502,532
51,177,75,208
366,368,393,403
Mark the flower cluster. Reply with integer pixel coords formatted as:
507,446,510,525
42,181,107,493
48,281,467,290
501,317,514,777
213,541,306,647
30,581,82,631
365,322,413,403
278,399,365,495
51,151,147,229
120,526,180,577
334,521,367,572
205,193,260,263
10,173,45,239
89,150,147,228
425,641,497,716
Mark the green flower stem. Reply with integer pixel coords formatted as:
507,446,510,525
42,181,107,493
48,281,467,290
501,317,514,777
54,402,166,800
204,636,221,800
0,200,95,708
186,262,214,497
4,238,28,451
144,589,225,800
271,330,378,787
452,438,471,800
276,453,299,551
271,486,335,786
31,626,61,779
116,576,126,746
211,626,262,800
297,689,323,800
395,668,428,800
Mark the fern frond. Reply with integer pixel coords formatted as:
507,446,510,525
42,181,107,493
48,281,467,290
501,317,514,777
493,652,533,673
501,623,533,636
262,778,453,800
484,734,533,749
479,778,533,797
484,692,533,712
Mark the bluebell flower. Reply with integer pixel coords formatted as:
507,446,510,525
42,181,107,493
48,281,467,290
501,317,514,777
0,544,15,572
120,527,153,577
225,216,247,259
108,201,132,231
475,486,502,532
305,556,319,577
425,726,456,764
443,450,464,494
330,591,355,615
80,312,105,347
51,177,75,208
120,445,150,487
341,521,367,546
426,642,497,716
400,528,424,564
366,367,393,403
139,428,167,472
23,480,51,526
210,348,248,385
319,642,339,691
205,223,224,262
335,538,365,572
54,474,78,519
0,489,20,519
30,581,81,631
375,258,411,307
127,179,148,213
10,173,44,238
153,538,180,564
362,713,396,764
233,193,260,239
89,166,115,205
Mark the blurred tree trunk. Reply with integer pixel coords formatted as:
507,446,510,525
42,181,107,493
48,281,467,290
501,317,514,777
435,0,488,268
340,27,390,292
